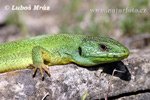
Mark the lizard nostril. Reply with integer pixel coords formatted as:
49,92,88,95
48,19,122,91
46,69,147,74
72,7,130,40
123,50,126,53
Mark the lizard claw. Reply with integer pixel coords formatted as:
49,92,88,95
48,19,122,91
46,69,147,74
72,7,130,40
27,64,50,79
42,65,51,76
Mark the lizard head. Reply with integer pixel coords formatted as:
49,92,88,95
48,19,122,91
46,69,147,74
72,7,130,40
78,36,129,65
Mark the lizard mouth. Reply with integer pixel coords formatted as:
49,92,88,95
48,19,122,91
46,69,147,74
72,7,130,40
87,52,129,64
86,48,130,58
105,52,129,58
87,52,129,58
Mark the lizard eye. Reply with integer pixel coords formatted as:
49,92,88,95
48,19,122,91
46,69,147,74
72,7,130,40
99,44,107,51
78,47,82,56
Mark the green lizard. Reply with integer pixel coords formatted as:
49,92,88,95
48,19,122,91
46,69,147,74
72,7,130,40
0,34,129,78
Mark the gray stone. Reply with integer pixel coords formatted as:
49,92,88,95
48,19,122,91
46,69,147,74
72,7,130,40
0,51,150,100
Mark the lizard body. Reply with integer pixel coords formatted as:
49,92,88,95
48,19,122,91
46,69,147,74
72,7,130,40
0,34,129,78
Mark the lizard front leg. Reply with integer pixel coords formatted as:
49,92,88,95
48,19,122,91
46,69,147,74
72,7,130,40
28,46,53,79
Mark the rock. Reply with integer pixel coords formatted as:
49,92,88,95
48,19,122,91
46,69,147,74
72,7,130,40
118,93,150,100
0,51,150,100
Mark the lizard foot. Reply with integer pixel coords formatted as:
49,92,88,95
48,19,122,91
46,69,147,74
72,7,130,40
27,64,50,79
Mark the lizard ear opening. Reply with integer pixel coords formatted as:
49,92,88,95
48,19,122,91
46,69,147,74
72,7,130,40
99,44,107,51
78,47,82,56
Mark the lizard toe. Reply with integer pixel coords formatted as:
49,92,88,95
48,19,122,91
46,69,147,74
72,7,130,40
27,64,50,79
42,65,50,76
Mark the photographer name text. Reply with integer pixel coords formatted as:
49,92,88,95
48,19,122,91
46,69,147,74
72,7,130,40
5,5,50,11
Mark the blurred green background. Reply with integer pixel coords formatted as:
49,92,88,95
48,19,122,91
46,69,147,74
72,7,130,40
0,0,149,41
